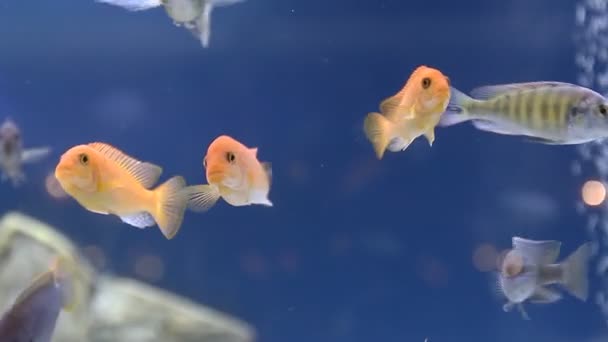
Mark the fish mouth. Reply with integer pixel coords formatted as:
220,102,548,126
206,170,225,184
54,162,73,181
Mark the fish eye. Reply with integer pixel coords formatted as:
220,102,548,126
78,153,89,165
226,152,236,163
203,157,208,168
421,77,432,89
600,104,608,116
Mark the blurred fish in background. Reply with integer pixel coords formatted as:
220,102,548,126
94,0,246,47
0,256,75,342
0,118,51,187
495,237,591,320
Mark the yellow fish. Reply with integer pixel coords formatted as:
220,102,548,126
54,142,188,239
363,65,451,159
183,135,272,211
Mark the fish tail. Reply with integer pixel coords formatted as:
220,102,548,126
560,242,591,301
438,87,475,127
363,112,396,159
94,0,161,11
181,184,221,212
152,176,188,240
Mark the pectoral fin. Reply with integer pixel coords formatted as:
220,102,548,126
21,146,51,164
424,129,435,146
119,212,156,229
380,94,413,120
512,236,561,264
517,303,531,320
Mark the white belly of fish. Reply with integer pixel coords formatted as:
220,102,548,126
164,0,202,22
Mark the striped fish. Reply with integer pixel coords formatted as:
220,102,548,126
438,81,608,144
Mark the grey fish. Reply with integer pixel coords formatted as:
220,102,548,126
439,81,608,144
95,0,246,48
497,237,590,320
0,119,51,187
0,257,74,342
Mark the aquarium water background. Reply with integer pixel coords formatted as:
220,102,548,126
0,0,607,341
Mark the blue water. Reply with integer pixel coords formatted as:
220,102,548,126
0,0,606,341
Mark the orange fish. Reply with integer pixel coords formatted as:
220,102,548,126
363,65,451,159
54,142,188,239
183,135,272,211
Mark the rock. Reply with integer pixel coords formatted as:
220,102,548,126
0,211,255,342
89,276,255,342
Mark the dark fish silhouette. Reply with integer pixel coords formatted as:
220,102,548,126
0,257,74,342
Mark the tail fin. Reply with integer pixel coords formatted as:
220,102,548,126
182,184,221,212
95,0,161,11
438,87,474,127
363,112,395,159
152,176,188,240
561,242,591,301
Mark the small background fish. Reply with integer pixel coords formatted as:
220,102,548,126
494,237,590,320
0,119,51,187
95,0,246,47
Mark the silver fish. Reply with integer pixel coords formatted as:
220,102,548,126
497,237,590,320
95,0,246,48
439,82,608,144
0,258,74,342
0,119,51,186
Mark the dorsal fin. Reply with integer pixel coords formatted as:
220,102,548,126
261,162,272,187
512,236,561,265
470,82,575,100
88,142,162,188
379,94,413,121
